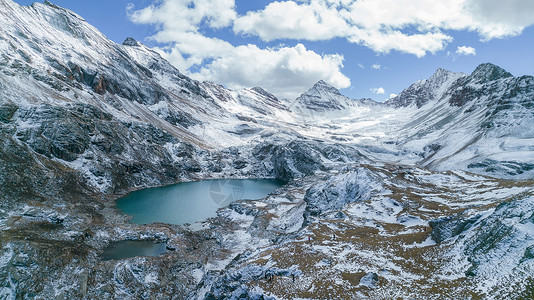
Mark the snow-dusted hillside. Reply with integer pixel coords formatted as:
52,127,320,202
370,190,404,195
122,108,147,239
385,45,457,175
391,63,534,179
0,0,533,299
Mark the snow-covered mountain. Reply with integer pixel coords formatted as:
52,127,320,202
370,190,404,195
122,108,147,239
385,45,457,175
391,63,534,179
294,80,357,111
0,0,533,299
290,80,378,122
385,68,465,108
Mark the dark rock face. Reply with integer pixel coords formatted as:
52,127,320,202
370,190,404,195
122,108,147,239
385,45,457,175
0,102,18,123
5,101,204,194
447,84,482,107
468,159,534,176
271,141,326,181
304,168,381,216
250,140,364,182
385,68,462,108
0,131,94,206
154,105,198,128
429,214,481,243
252,140,326,182
14,104,100,161
458,197,534,279
359,272,379,288
122,37,140,47
469,63,513,84
204,265,300,299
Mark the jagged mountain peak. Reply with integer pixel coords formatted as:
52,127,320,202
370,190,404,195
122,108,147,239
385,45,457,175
250,86,279,101
43,0,61,9
429,68,458,81
293,80,355,112
308,80,342,96
0,0,108,48
470,62,513,83
32,0,86,23
385,68,465,108
123,37,141,47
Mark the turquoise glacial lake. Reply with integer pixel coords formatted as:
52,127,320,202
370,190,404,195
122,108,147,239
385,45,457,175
116,179,283,226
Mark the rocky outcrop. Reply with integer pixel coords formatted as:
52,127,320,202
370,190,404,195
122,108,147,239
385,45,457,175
304,168,382,216
469,63,513,84
468,159,534,176
203,265,301,299
385,68,465,108
429,214,481,243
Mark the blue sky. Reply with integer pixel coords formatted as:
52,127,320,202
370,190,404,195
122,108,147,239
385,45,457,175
14,0,534,101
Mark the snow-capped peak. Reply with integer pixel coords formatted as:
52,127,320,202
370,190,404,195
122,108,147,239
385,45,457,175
469,62,513,83
309,80,343,96
250,86,279,103
293,80,350,111
385,68,466,108
429,68,458,83
122,37,141,47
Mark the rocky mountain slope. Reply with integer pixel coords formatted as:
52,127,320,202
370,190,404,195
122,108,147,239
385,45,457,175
388,63,534,179
0,0,533,299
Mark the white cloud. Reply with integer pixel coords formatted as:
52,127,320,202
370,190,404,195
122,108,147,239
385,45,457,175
232,0,534,57
233,1,350,41
456,46,476,56
128,0,237,69
389,93,398,99
129,0,236,34
371,87,385,95
195,44,350,99
129,0,349,99
357,63,364,69
465,0,534,39
348,30,452,57
371,64,381,70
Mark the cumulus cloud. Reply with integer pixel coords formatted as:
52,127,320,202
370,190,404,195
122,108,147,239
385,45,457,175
129,0,349,99
128,0,236,70
194,43,350,99
456,46,476,56
465,0,534,39
129,0,236,33
232,0,534,56
233,0,350,41
371,87,385,95
371,64,381,70
389,93,398,99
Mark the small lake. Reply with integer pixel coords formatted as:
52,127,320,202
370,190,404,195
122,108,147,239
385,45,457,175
101,240,167,260
116,179,283,226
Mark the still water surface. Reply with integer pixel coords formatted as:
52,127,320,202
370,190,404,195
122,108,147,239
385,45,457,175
101,240,167,260
116,179,283,226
